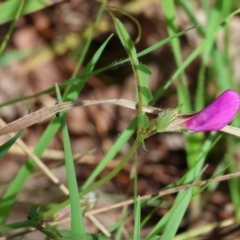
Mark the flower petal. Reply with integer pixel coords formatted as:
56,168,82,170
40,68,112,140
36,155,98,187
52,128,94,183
183,90,240,133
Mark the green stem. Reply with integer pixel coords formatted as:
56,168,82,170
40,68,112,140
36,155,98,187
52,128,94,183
133,64,143,134
79,137,143,197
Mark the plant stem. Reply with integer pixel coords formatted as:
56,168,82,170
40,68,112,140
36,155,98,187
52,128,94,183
79,137,143,197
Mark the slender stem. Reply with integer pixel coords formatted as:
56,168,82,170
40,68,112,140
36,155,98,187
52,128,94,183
133,64,143,134
79,137,143,197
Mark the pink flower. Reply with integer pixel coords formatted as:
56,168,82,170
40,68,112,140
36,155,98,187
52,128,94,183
181,90,240,133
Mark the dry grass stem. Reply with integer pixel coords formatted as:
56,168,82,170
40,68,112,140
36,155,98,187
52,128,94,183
85,170,240,216
87,214,111,237
0,99,162,136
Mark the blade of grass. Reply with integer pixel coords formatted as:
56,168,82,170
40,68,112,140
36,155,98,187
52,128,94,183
195,0,222,111
133,152,138,215
161,188,193,240
0,25,197,224
115,205,129,240
177,0,205,37
227,136,240,220
140,198,164,229
133,196,141,240
221,1,231,62
145,187,193,239
55,84,87,240
162,0,204,224
115,152,138,240
162,0,191,112
0,130,23,159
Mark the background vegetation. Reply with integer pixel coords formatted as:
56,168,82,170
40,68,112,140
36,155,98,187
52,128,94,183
0,0,240,239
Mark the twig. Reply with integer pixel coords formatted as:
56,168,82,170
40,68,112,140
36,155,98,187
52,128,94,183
85,170,240,216
87,215,111,237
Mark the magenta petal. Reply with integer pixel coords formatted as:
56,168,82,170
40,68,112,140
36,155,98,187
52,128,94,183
184,90,240,133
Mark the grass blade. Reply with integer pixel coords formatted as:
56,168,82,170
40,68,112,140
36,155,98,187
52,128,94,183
162,0,191,112
161,189,193,240
0,130,23,159
56,84,87,239
133,196,141,240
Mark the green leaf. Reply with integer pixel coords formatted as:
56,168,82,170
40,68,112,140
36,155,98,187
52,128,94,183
0,130,23,159
160,189,193,240
137,64,152,75
139,86,153,101
138,113,149,129
56,84,87,240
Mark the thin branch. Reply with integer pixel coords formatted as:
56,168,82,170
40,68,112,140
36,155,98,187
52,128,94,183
87,215,111,237
84,170,240,216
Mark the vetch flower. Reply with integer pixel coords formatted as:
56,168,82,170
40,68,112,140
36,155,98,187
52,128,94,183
181,89,240,133
147,89,240,136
